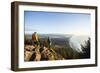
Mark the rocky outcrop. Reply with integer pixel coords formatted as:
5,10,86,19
24,45,64,61
24,32,64,61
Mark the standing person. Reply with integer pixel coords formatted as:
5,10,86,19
32,32,39,46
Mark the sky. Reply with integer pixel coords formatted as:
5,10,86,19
24,11,91,35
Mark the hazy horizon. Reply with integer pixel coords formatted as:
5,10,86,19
25,32,90,36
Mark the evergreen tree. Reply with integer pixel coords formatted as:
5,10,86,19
81,38,90,58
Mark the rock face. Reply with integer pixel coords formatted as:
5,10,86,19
24,45,64,61
24,45,35,61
